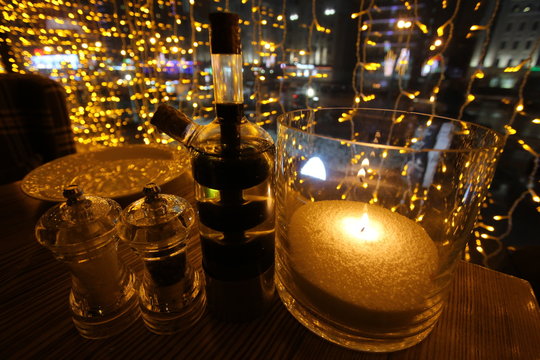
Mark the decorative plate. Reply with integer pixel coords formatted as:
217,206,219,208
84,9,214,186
21,144,189,202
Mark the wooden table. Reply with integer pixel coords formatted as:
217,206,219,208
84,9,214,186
1,181,539,359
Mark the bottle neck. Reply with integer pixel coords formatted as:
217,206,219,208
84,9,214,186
150,104,199,147
215,103,244,123
215,103,243,155
211,53,244,104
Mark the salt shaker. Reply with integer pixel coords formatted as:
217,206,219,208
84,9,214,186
35,185,140,339
118,183,205,334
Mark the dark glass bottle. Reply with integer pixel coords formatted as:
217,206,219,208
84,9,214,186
150,11,275,321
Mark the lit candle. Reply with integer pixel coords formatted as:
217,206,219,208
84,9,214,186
287,200,439,331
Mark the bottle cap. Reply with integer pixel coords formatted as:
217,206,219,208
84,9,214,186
150,104,194,142
209,12,241,54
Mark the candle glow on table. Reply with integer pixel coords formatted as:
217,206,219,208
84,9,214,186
287,200,439,330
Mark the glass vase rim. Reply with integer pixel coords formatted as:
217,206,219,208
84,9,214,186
277,107,505,154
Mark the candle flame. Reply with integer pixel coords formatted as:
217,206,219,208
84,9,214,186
360,212,368,232
342,212,379,242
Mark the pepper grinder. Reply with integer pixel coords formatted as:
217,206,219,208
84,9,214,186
35,185,140,339
118,183,206,334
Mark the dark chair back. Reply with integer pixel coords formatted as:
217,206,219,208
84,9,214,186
0,73,76,184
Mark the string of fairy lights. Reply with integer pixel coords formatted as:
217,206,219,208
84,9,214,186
0,0,539,264
345,0,539,265
457,0,503,264
457,0,500,121
470,36,540,266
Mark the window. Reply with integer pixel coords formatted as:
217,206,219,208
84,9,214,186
533,22,539,31
494,58,500,67
500,77,516,89
512,41,519,50
526,40,532,50
518,22,525,31
506,23,513,31
500,41,506,49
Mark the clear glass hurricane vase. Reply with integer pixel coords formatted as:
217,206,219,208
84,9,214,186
275,108,504,352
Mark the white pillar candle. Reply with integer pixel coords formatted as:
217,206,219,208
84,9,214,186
287,200,439,331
